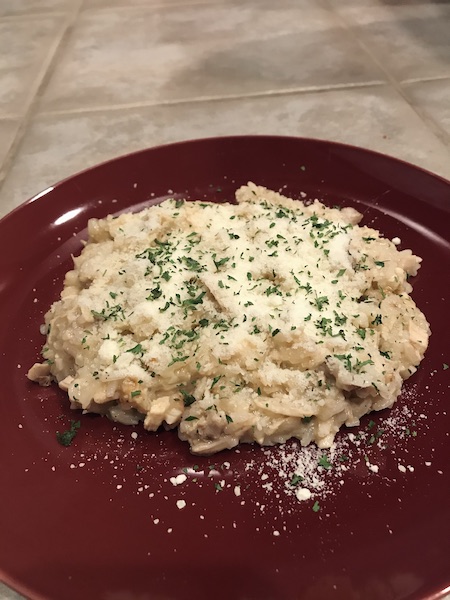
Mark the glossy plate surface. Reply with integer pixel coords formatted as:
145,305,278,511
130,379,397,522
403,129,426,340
0,136,449,600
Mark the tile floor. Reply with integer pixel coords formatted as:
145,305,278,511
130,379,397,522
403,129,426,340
0,0,449,597
1,0,450,221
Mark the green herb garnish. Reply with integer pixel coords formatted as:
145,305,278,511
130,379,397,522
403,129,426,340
289,474,304,486
56,420,80,447
318,455,332,470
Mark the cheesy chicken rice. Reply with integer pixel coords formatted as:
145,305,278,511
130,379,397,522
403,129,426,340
29,183,430,455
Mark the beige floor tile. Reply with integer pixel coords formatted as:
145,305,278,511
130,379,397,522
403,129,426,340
2,84,450,217
38,4,384,113
0,582,24,600
0,0,74,18
0,119,20,174
403,78,450,141
331,4,450,82
0,16,66,117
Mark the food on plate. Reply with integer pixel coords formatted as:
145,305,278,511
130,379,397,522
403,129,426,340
28,183,430,454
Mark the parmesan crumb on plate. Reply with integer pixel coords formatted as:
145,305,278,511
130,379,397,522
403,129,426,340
169,474,187,486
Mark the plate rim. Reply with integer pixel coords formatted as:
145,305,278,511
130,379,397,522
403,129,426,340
1,134,450,228
1,134,449,600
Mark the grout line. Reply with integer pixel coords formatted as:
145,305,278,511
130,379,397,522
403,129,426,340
401,76,450,146
0,1,84,188
77,0,322,15
35,80,387,118
78,0,333,16
77,0,333,11
323,0,450,148
80,0,224,13
400,94,450,147
401,74,450,85
0,11,70,22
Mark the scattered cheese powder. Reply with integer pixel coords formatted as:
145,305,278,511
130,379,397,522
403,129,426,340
295,487,312,501
169,474,187,486
28,183,430,456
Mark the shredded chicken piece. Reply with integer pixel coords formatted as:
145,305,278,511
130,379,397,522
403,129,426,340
27,362,52,386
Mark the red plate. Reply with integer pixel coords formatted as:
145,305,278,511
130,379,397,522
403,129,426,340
0,136,449,600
